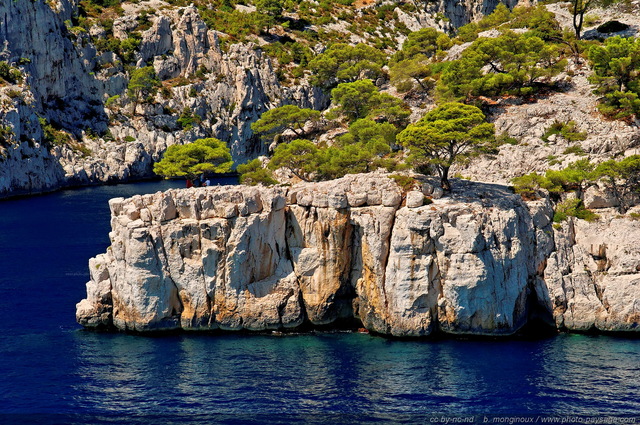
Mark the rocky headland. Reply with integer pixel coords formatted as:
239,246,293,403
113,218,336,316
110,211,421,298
76,173,640,336
2,0,638,337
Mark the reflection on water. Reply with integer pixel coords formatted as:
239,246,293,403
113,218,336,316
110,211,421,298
66,332,640,418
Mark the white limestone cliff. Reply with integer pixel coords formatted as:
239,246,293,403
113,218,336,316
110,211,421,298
540,216,640,333
78,174,639,336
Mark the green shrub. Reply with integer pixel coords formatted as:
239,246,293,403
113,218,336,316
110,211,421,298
397,102,494,190
389,174,416,192
0,124,14,146
496,132,519,146
237,158,279,186
595,91,640,120
308,43,386,89
582,14,601,27
102,130,115,141
593,155,640,212
391,27,451,63
119,35,142,63
562,145,586,155
0,61,10,80
453,4,562,43
0,61,22,84
199,8,267,41
154,138,233,178
541,121,587,143
330,79,409,126
512,172,550,200
6,89,22,99
508,5,562,41
389,54,437,94
127,66,160,112
75,144,93,157
40,118,71,147
177,107,202,131
251,105,321,141
105,95,120,108
512,159,596,199
553,198,599,223
547,155,561,166
588,37,640,119
440,30,566,100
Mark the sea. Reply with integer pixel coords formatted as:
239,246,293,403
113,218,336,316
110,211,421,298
0,179,639,425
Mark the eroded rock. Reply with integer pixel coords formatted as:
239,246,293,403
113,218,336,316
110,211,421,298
75,174,640,337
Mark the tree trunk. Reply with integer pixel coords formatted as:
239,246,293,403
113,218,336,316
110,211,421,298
414,76,428,91
440,166,451,191
572,0,589,40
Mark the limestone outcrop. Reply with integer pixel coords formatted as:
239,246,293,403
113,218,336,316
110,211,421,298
540,217,640,333
440,0,524,28
78,174,639,336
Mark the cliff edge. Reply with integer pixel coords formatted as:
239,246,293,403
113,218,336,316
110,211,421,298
76,174,640,336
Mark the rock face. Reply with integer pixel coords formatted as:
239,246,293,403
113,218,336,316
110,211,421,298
0,1,326,198
77,173,639,336
0,98,67,197
394,0,528,31
440,0,524,28
0,0,106,133
540,218,640,333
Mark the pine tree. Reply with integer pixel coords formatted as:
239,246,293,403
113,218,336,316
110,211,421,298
127,66,160,115
397,102,495,190
153,138,233,179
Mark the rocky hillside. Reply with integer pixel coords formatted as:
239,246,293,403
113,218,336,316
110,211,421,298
36,0,636,338
1,0,639,208
76,174,640,335
456,3,640,183
0,0,326,197
3,0,600,199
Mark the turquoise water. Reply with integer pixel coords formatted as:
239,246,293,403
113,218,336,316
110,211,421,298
0,180,639,423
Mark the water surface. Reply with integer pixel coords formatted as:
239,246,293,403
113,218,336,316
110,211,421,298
0,180,638,423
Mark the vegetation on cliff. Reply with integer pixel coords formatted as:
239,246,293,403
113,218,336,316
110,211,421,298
512,155,640,213
588,36,640,119
397,103,495,190
153,138,233,178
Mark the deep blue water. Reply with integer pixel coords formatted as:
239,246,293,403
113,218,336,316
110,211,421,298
0,180,639,424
